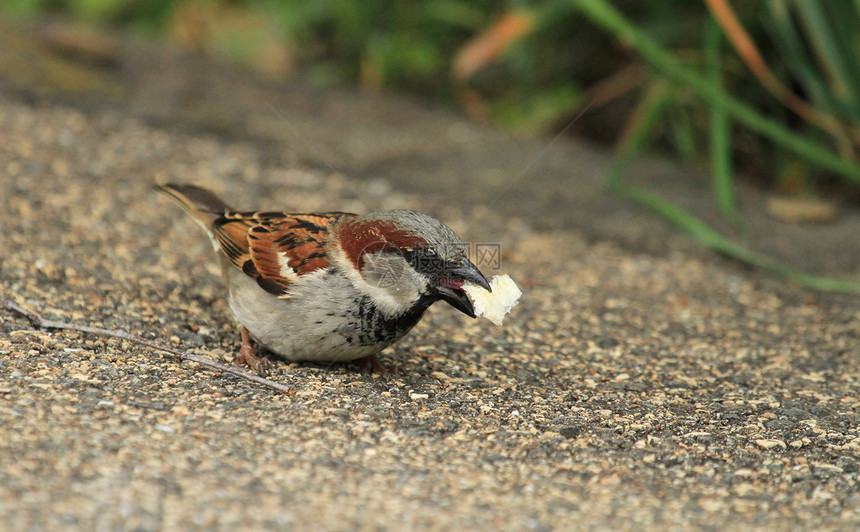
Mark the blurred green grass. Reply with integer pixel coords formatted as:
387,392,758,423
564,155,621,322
5,0,860,291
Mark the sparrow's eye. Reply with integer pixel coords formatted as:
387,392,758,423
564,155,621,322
403,248,447,277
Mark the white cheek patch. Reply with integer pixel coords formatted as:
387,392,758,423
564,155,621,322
329,245,426,317
361,252,407,289
463,274,522,325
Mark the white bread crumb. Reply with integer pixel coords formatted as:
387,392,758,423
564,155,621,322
462,274,522,325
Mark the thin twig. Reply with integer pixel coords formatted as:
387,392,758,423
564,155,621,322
1,296,294,394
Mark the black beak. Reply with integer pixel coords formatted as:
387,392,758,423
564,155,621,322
435,257,491,318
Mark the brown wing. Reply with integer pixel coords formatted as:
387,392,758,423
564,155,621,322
213,211,353,296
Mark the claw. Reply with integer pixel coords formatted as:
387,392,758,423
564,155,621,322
358,354,391,376
234,327,273,376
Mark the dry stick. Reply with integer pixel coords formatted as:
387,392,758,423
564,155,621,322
1,296,294,395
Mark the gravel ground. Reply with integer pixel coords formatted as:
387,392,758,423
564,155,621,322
1,20,859,531
1,98,858,531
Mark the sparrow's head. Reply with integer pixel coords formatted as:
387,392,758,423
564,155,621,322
337,210,491,317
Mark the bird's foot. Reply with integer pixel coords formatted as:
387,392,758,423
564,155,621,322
358,354,391,376
234,327,273,376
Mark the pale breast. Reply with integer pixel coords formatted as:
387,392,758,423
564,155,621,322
221,262,430,362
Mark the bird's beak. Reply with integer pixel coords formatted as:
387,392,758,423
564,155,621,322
435,257,491,318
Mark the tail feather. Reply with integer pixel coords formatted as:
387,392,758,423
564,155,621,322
156,183,232,230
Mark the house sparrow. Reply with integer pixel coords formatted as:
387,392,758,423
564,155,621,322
156,183,491,373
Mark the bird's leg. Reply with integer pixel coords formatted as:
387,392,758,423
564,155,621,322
234,327,273,376
358,354,391,376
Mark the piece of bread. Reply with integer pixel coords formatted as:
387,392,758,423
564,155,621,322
463,274,522,325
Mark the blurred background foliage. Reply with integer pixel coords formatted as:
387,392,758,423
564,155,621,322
4,0,860,290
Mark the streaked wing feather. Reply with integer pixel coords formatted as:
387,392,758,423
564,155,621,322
212,211,352,295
